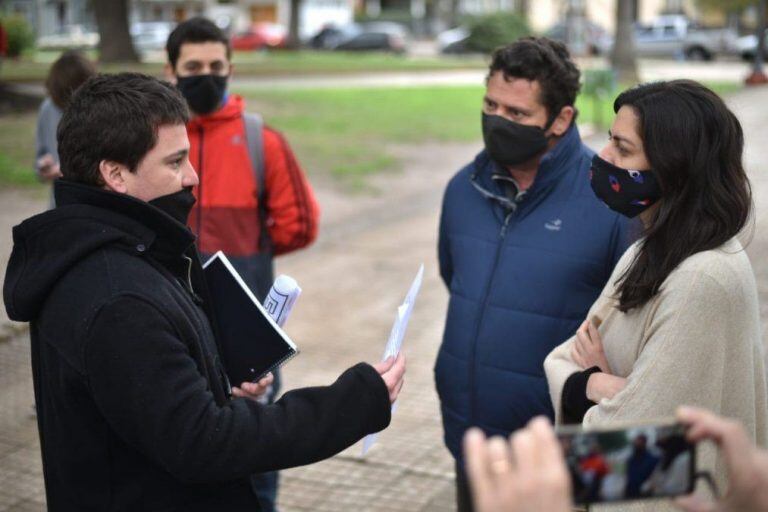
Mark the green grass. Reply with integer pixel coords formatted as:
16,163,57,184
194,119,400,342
0,49,486,83
0,80,745,187
0,113,38,186
237,84,634,180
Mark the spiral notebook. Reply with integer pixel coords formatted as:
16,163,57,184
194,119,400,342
203,252,299,386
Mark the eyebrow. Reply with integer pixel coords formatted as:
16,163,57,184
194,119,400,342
162,149,189,162
484,95,532,116
608,130,636,148
184,59,226,66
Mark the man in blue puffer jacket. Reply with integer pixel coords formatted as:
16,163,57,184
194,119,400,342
435,37,633,511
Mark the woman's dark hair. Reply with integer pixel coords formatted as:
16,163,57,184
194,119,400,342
166,16,231,69
488,37,581,124
614,80,752,312
57,73,189,186
45,50,96,109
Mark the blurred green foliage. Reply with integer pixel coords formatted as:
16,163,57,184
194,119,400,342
1,14,35,57
464,12,531,54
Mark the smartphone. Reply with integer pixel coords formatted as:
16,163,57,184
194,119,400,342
557,422,696,505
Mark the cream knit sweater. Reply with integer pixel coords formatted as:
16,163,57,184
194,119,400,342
544,238,767,512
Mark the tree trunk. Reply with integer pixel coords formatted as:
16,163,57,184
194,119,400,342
447,0,461,28
754,0,767,73
287,0,301,49
746,0,767,84
565,0,587,56
93,0,138,63
611,0,639,85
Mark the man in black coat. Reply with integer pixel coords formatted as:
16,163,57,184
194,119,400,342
2,73,406,512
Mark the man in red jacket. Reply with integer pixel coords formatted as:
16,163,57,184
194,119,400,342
165,17,320,511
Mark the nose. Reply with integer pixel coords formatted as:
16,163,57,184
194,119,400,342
598,145,615,164
182,163,199,187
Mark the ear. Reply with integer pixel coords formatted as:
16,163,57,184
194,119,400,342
548,106,575,137
164,62,176,84
99,160,129,194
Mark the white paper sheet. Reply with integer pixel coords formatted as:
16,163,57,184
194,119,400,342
361,264,424,456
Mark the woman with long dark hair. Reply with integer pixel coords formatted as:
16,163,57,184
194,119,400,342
545,80,767,508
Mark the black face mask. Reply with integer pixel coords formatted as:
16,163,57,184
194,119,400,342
176,74,228,115
589,154,662,218
481,112,551,167
149,187,196,225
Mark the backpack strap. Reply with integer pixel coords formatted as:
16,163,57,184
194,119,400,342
242,112,271,252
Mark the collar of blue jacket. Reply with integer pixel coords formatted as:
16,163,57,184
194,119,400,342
472,123,583,208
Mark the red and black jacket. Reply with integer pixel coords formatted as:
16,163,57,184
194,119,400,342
186,95,319,297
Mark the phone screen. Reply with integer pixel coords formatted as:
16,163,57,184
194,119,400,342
557,423,695,504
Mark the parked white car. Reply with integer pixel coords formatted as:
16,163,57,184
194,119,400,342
634,15,739,61
736,30,768,61
131,22,175,54
37,25,99,50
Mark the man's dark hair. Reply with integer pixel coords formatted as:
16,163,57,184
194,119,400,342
166,16,231,69
45,50,96,109
488,37,581,123
57,72,189,186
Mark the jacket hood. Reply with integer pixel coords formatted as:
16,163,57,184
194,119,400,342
3,181,195,322
187,94,245,130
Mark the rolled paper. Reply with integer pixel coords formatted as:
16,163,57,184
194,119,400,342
263,275,302,328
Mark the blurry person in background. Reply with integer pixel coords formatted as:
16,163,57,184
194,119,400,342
35,50,95,206
0,19,7,70
625,434,660,498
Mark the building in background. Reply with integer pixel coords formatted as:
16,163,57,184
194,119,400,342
5,0,353,43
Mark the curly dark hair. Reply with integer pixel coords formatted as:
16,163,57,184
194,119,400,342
57,73,189,186
488,37,581,124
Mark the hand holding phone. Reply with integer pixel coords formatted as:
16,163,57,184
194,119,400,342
464,417,571,512
557,422,696,505
676,406,768,512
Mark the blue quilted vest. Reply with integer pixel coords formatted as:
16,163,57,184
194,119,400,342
436,125,632,460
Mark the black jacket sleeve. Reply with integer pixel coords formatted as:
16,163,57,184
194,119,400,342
561,366,601,425
83,295,391,484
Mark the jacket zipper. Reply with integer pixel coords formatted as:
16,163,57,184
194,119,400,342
182,254,195,295
195,125,204,245
469,208,515,426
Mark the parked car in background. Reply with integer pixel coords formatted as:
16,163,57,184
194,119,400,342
437,26,469,54
736,29,768,61
309,24,359,49
634,15,738,60
37,24,98,50
131,21,174,54
545,21,613,55
231,22,287,50
309,22,408,53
